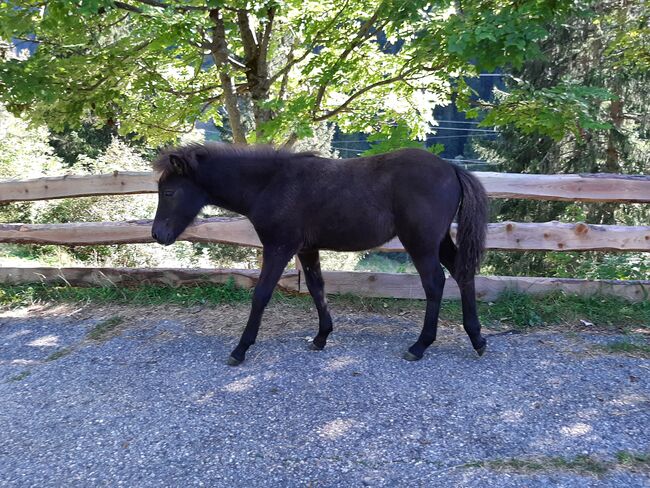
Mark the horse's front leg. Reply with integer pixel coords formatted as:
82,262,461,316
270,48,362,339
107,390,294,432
228,244,296,366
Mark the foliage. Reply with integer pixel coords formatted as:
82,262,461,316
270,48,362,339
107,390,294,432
481,83,614,141
482,251,649,281
0,105,61,178
0,279,252,309
362,120,444,156
49,121,119,167
0,104,63,222
0,0,577,146
191,242,259,269
475,0,650,174
0,107,192,267
470,0,650,279
26,137,164,266
441,0,576,72
356,252,416,273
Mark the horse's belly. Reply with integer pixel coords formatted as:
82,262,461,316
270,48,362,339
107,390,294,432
306,217,395,252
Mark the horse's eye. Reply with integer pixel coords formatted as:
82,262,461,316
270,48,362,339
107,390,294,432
163,190,174,198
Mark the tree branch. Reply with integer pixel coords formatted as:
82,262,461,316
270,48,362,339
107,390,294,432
258,6,275,76
268,45,310,85
313,2,388,114
313,70,414,122
112,1,143,13
132,0,207,12
282,132,299,148
268,0,349,86
132,117,196,134
277,45,294,101
228,56,247,69
237,9,258,63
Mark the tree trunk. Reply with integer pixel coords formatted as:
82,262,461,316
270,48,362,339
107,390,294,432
209,9,247,144
605,96,623,173
236,7,274,141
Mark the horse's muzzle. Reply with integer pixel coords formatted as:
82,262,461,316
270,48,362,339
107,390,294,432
151,227,175,246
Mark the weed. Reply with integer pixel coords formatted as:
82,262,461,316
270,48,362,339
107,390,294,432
0,277,252,308
477,291,650,329
9,371,30,381
471,455,603,476
45,347,73,361
469,452,650,476
601,341,650,358
86,316,124,341
616,451,650,469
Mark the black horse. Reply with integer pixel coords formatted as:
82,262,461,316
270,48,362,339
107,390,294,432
151,143,488,365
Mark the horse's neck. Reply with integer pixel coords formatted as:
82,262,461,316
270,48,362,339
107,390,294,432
204,154,281,216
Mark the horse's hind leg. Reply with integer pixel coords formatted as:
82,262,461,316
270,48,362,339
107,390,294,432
402,248,446,361
439,234,486,355
298,250,333,350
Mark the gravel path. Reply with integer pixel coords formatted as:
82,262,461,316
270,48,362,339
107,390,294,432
1,302,648,487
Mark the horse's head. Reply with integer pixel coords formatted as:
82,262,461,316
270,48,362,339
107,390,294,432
151,153,209,246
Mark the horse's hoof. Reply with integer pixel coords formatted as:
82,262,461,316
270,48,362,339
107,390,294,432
475,344,487,357
403,350,422,361
310,341,324,351
226,355,243,366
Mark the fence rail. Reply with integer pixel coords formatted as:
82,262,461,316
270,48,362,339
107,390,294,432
1,171,649,203
0,267,647,302
1,169,648,302
1,218,648,252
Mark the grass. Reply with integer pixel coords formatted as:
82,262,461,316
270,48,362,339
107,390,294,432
616,451,650,469
86,316,124,341
0,281,648,329
0,277,251,308
469,451,649,476
45,347,73,361
477,290,650,329
490,455,609,476
600,340,650,358
329,290,650,329
9,371,31,382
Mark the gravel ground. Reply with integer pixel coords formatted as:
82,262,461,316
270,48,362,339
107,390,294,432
0,301,648,487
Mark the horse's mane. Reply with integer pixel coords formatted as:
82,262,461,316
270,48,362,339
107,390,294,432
153,142,318,180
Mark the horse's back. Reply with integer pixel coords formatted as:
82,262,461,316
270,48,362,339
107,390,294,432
283,149,461,251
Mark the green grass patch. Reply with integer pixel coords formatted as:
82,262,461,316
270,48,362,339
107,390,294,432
477,291,650,329
45,347,73,361
470,452,649,476
600,340,650,358
86,316,124,341
0,282,648,329
478,455,609,476
9,371,31,382
330,290,650,329
616,451,650,469
0,277,251,308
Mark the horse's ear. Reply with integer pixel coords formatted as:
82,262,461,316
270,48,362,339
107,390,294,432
169,155,190,176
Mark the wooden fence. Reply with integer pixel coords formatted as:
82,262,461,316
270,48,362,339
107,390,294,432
0,171,648,301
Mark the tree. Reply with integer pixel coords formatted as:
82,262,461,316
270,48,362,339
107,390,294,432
478,0,649,174
0,0,575,146
470,0,649,280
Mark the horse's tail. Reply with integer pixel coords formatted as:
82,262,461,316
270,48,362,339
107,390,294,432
452,165,488,285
